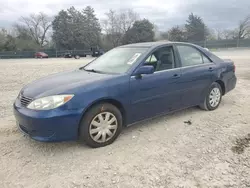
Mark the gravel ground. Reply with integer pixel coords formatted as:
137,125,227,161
0,51,250,188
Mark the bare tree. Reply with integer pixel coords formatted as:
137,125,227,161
152,24,162,41
238,15,250,39
214,28,224,40
218,29,237,40
17,12,52,47
168,26,186,42
118,9,139,33
102,10,122,47
102,9,139,47
13,24,30,39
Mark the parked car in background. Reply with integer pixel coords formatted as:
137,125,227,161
14,42,236,148
63,48,105,59
34,52,48,58
91,47,105,57
63,52,81,59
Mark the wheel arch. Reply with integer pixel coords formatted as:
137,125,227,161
215,80,225,95
79,98,127,129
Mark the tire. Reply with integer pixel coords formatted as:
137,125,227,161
74,55,80,59
200,82,222,111
79,103,123,148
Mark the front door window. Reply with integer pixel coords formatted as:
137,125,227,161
144,46,176,72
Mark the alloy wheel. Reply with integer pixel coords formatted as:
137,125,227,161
89,112,118,143
209,87,221,107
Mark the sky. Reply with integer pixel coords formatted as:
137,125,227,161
0,0,250,30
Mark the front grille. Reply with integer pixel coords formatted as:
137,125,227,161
20,95,33,106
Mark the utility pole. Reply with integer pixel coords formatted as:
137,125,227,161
204,24,207,48
237,35,240,48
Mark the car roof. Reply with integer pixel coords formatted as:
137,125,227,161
119,41,198,48
118,41,221,62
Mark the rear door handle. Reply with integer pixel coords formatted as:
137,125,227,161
172,74,181,79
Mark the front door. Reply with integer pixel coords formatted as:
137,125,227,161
129,46,182,123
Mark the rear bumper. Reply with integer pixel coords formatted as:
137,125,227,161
13,100,83,142
225,75,237,94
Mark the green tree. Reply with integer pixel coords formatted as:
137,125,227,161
168,26,186,41
185,13,209,42
3,35,16,51
82,6,101,48
12,25,40,50
0,28,18,51
52,6,101,50
13,24,32,40
14,38,40,50
67,6,86,49
52,8,80,49
0,29,7,51
122,19,154,44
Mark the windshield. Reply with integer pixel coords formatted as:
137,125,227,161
83,47,148,74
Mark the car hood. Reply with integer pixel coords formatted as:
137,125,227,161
21,69,116,98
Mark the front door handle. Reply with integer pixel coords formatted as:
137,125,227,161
208,67,214,71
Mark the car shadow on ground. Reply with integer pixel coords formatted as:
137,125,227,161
124,106,202,133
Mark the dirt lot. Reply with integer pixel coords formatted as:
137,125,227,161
0,51,250,188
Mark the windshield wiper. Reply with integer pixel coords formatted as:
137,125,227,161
84,68,98,73
83,68,104,74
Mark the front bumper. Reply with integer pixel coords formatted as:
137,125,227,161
13,100,83,142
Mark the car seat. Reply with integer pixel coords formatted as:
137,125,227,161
156,53,173,71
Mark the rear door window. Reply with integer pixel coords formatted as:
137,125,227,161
176,45,211,67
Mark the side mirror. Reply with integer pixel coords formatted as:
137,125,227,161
134,65,154,75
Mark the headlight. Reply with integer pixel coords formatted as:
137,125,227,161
27,95,74,110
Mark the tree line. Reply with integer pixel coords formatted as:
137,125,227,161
0,6,250,52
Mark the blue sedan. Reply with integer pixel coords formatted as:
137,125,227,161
13,42,237,147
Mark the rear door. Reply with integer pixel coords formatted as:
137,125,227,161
175,45,215,107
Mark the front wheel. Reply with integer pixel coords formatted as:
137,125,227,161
200,82,222,111
79,103,123,148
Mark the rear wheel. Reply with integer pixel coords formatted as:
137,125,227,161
74,55,80,59
200,82,222,111
79,103,123,148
